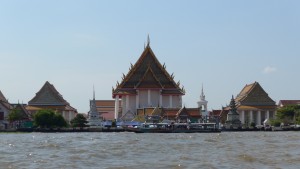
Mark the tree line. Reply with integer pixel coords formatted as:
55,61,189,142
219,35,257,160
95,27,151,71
8,108,88,129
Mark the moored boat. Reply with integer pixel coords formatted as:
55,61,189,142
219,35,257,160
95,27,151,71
126,122,221,133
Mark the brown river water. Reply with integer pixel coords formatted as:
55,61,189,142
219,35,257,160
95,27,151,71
0,131,300,169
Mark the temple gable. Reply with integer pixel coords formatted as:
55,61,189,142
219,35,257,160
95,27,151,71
236,82,275,106
28,81,69,106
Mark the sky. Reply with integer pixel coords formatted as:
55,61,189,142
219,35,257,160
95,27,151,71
0,0,299,113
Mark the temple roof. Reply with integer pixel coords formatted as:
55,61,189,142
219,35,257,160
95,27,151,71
177,107,201,117
28,81,70,106
113,44,184,97
278,100,300,107
235,82,276,106
0,90,12,110
209,110,222,116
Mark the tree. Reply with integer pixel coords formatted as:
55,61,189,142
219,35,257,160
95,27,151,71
34,109,67,128
276,105,300,124
7,108,26,126
8,108,24,124
70,114,88,129
53,113,68,128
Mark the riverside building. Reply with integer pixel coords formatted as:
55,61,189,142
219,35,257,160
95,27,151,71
221,82,276,126
112,39,203,122
27,81,77,123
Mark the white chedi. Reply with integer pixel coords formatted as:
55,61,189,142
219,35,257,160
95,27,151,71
197,85,208,117
87,89,103,127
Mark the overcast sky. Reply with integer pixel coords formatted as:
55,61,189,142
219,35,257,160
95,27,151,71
0,0,299,113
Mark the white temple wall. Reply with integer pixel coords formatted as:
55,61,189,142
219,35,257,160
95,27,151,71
150,90,159,107
129,95,136,114
172,95,181,108
162,95,170,108
122,97,126,116
139,90,148,108
0,104,9,120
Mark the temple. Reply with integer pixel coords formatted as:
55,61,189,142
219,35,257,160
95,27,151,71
27,81,77,123
221,82,276,126
112,39,185,120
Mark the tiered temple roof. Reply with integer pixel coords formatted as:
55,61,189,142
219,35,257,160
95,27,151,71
28,81,77,112
112,43,185,97
235,81,276,107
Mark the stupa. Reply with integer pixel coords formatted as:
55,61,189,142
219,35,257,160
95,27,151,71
87,87,102,127
225,95,241,129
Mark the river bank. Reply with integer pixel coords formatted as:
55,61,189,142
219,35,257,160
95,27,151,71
1,126,300,133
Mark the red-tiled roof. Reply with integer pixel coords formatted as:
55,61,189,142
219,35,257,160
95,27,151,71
278,100,300,107
210,110,222,116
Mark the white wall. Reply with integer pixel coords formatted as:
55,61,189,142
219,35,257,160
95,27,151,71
162,96,170,108
0,104,9,120
172,95,181,108
129,95,136,114
139,90,148,108
150,90,159,107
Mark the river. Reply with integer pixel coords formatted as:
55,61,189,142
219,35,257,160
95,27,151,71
0,131,300,169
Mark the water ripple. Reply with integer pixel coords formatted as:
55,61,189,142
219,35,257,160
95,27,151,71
1,132,300,168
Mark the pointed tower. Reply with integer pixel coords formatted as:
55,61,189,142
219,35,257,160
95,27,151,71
197,84,208,116
225,95,241,129
112,38,185,120
88,86,102,126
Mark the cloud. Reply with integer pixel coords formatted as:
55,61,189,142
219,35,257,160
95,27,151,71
263,66,277,74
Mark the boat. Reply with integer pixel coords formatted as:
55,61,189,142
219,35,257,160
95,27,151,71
126,122,221,133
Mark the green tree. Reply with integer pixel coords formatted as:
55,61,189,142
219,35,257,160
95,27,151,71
276,105,300,124
8,108,24,123
34,109,67,128
270,119,281,127
8,108,25,128
53,113,68,128
70,114,88,129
